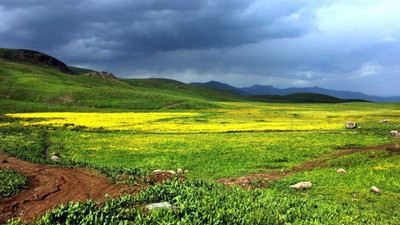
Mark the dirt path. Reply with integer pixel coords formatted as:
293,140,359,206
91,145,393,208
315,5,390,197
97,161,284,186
0,153,142,224
218,142,400,188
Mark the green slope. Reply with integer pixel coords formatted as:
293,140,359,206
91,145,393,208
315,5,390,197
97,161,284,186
67,66,96,75
0,60,242,113
248,93,367,103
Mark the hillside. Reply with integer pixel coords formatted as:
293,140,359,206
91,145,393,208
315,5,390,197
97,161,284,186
0,48,76,75
0,58,243,113
249,93,367,103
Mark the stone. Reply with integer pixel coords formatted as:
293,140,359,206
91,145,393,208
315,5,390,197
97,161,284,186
177,168,188,174
290,182,313,190
336,168,346,174
390,131,399,138
51,155,60,162
371,186,381,195
86,71,116,79
379,119,389,123
165,170,176,175
345,121,357,129
153,169,176,175
146,202,177,211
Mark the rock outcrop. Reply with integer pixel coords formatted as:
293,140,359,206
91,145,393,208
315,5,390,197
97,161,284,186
86,71,116,79
0,49,76,75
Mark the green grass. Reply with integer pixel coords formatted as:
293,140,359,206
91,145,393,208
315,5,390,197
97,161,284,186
0,170,28,198
31,179,399,224
2,56,400,224
47,130,394,179
67,66,95,75
0,60,242,113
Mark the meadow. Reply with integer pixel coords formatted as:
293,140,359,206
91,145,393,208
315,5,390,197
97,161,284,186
2,58,400,224
2,101,400,224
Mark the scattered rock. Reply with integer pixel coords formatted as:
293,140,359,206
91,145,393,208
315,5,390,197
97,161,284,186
290,182,313,190
345,121,357,129
390,131,400,139
177,168,188,174
146,202,178,211
153,169,176,175
371,186,381,195
86,71,116,79
336,168,346,174
51,155,60,162
379,119,389,123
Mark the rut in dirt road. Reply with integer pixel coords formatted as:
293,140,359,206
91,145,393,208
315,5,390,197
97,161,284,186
0,152,141,224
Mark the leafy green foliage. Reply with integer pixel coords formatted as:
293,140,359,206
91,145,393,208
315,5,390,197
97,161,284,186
32,179,399,224
0,170,28,198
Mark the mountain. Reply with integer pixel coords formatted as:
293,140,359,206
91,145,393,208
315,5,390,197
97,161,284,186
0,48,76,75
249,93,367,103
192,81,400,103
241,85,400,102
191,81,248,95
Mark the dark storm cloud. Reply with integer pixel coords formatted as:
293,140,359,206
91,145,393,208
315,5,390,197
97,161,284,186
1,0,400,95
0,0,316,55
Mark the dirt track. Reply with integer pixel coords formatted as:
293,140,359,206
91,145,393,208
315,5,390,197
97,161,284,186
0,153,141,224
218,142,400,188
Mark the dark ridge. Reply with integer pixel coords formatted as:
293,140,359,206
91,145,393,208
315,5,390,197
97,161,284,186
248,93,368,103
0,48,76,75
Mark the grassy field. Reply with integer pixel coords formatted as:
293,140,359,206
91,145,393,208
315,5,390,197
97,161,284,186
1,57,400,224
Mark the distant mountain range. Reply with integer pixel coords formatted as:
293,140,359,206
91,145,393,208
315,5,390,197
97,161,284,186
191,81,400,103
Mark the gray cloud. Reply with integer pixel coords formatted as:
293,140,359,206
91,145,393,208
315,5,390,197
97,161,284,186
1,0,399,96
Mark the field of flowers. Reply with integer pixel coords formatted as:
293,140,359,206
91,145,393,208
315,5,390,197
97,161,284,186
3,102,399,179
2,102,400,224
6,102,400,133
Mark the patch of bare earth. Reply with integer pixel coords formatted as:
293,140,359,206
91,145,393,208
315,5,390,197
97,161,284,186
217,142,400,189
0,152,176,224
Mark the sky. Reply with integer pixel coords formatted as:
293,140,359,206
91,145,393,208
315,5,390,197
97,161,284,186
1,0,400,96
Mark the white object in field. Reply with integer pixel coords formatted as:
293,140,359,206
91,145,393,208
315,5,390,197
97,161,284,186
290,182,313,190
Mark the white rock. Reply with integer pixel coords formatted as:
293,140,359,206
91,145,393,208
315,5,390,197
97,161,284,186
345,121,357,129
390,131,399,138
379,119,389,123
146,202,173,210
51,155,60,162
371,186,381,195
153,169,176,175
177,168,188,174
290,182,313,190
336,168,346,174
166,170,176,175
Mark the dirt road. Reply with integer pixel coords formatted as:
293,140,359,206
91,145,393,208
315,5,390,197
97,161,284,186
0,153,140,224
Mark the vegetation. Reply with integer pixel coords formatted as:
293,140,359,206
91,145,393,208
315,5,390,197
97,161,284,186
1,54,400,224
0,59,243,113
31,179,400,224
0,170,28,198
67,66,95,75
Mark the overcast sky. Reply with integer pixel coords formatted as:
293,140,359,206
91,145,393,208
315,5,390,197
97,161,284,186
1,0,400,96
